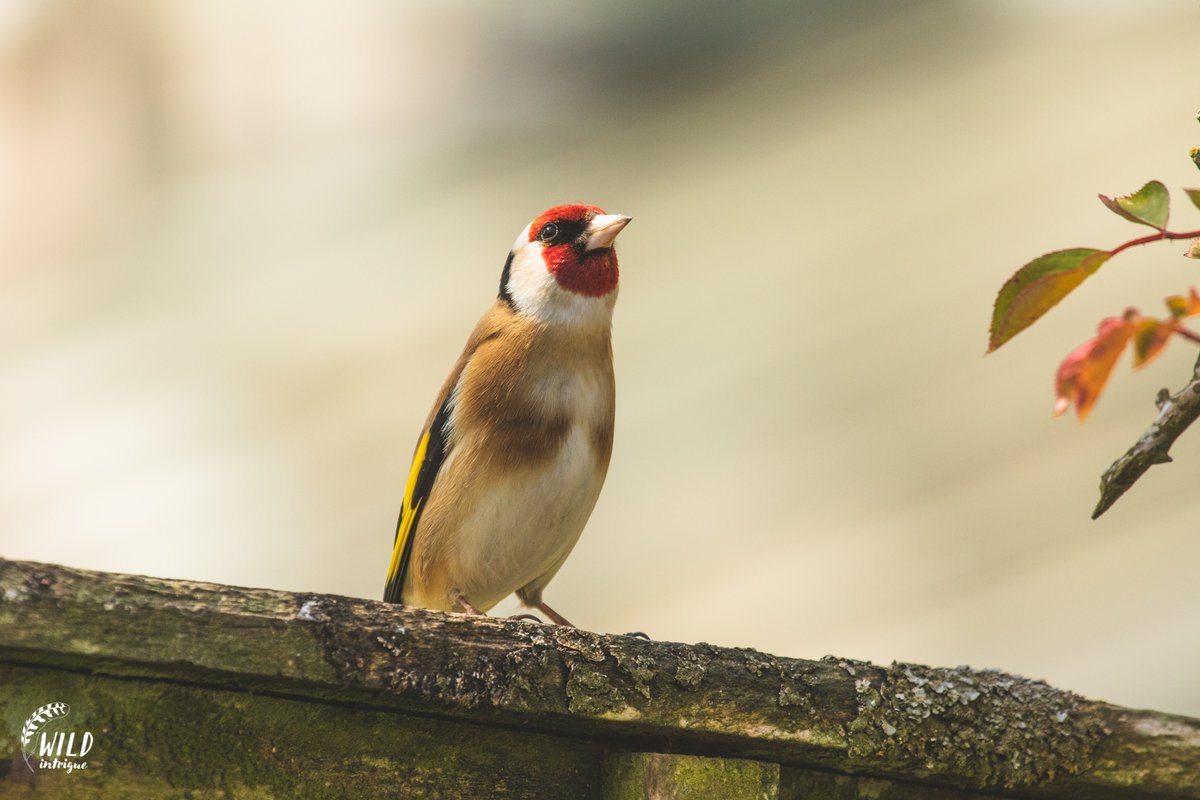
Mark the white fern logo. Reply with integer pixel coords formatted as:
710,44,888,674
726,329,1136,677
20,702,70,770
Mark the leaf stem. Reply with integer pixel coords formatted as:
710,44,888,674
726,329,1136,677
1174,326,1200,345
1108,228,1200,257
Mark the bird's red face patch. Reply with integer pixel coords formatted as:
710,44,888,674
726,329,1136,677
529,204,619,298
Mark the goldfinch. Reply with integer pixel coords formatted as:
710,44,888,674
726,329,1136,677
383,204,631,627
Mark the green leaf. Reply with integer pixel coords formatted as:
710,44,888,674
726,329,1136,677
989,248,1111,351
1186,188,1200,212
1099,180,1170,230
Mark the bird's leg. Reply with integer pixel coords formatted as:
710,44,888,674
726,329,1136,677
508,613,544,623
532,601,574,628
452,590,484,616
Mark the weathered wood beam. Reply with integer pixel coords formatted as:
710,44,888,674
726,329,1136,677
1,558,1197,798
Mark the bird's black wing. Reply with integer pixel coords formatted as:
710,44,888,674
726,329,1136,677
383,396,453,604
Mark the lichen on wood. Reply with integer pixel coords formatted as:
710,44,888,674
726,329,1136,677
847,663,1106,787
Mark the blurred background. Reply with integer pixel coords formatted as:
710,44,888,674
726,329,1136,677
3,0,1200,715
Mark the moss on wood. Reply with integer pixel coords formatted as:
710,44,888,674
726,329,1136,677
603,752,779,799
0,663,602,799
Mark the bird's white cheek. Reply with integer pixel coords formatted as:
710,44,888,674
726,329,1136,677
505,243,616,328
505,243,557,315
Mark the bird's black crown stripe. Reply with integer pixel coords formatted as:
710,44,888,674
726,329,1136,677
498,252,515,307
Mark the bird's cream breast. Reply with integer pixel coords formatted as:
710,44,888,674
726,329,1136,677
527,358,610,426
444,322,614,609
453,313,613,473
441,413,609,611
405,299,616,612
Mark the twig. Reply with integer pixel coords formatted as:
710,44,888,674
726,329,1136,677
1105,227,1200,258
1093,350,1200,518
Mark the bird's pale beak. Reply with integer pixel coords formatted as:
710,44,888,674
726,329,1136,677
584,214,632,251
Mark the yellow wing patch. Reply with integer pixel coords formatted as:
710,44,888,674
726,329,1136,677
385,431,429,595
384,380,456,604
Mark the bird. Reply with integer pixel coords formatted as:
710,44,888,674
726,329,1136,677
383,203,631,627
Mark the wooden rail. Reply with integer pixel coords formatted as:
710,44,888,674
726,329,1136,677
1,558,1197,798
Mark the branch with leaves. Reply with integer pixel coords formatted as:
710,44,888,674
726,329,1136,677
989,154,1200,517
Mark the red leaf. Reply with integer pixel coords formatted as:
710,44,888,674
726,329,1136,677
1054,316,1134,421
1056,291,1200,418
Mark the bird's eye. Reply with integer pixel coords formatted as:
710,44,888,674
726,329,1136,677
537,222,559,242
